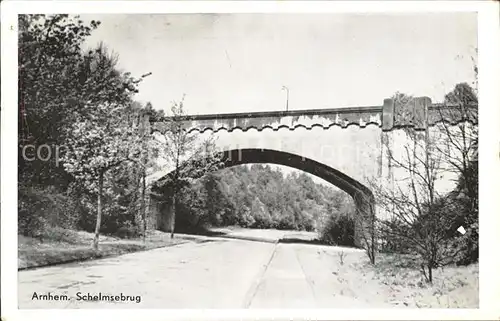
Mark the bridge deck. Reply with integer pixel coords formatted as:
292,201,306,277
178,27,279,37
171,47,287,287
150,101,476,134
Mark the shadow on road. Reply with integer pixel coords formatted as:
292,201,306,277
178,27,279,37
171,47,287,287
177,226,363,249
278,237,360,251
175,226,229,237
278,237,325,245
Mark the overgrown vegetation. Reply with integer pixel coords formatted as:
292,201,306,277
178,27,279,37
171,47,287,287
374,85,478,283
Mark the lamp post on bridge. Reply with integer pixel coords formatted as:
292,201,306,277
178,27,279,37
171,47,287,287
281,85,289,112
133,71,153,84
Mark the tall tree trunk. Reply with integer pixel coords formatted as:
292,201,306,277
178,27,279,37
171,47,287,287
370,206,376,264
428,264,433,284
141,169,147,243
93,170,104,250
170,193,176,239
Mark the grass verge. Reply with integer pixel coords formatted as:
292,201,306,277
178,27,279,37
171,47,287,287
334,251,479,308
18,227,193,270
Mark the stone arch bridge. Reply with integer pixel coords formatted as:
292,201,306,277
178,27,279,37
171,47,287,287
143,97,476,248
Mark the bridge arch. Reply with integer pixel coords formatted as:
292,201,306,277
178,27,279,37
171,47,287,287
150,148,375,248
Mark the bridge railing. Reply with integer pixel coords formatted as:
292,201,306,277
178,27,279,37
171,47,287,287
148,97,477,133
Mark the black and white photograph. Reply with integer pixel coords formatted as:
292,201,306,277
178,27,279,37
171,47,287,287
2,1,500,320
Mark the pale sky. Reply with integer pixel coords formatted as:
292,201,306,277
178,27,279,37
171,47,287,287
82,13,477,115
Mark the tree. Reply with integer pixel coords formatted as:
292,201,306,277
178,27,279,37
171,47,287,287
432,50,478,264
62,105,145,249
154,98,223,238
251,197,272,228
176,179,209,229
202,173,233,226
372,95,464,282
61,43,146,250
134,102,162,242
435,82,478,264
19,15,158,246
320,210,355,246
352,192,377,264
18,15,102,187
441,82,478,206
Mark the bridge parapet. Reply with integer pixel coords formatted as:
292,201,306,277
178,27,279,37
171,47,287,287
153,106,383,133
150,97,477,134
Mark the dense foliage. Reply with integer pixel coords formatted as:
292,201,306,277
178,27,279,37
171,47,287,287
175,165,356,246
18,15,156,244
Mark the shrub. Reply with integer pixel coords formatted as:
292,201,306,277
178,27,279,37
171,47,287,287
320,213,355,246
115,221,143,239
377,219,413,254
18,185,80,237
455,223,478,265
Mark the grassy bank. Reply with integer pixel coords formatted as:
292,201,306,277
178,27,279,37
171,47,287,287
328,250,479,308
18,227,193,270
369,253,479,308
